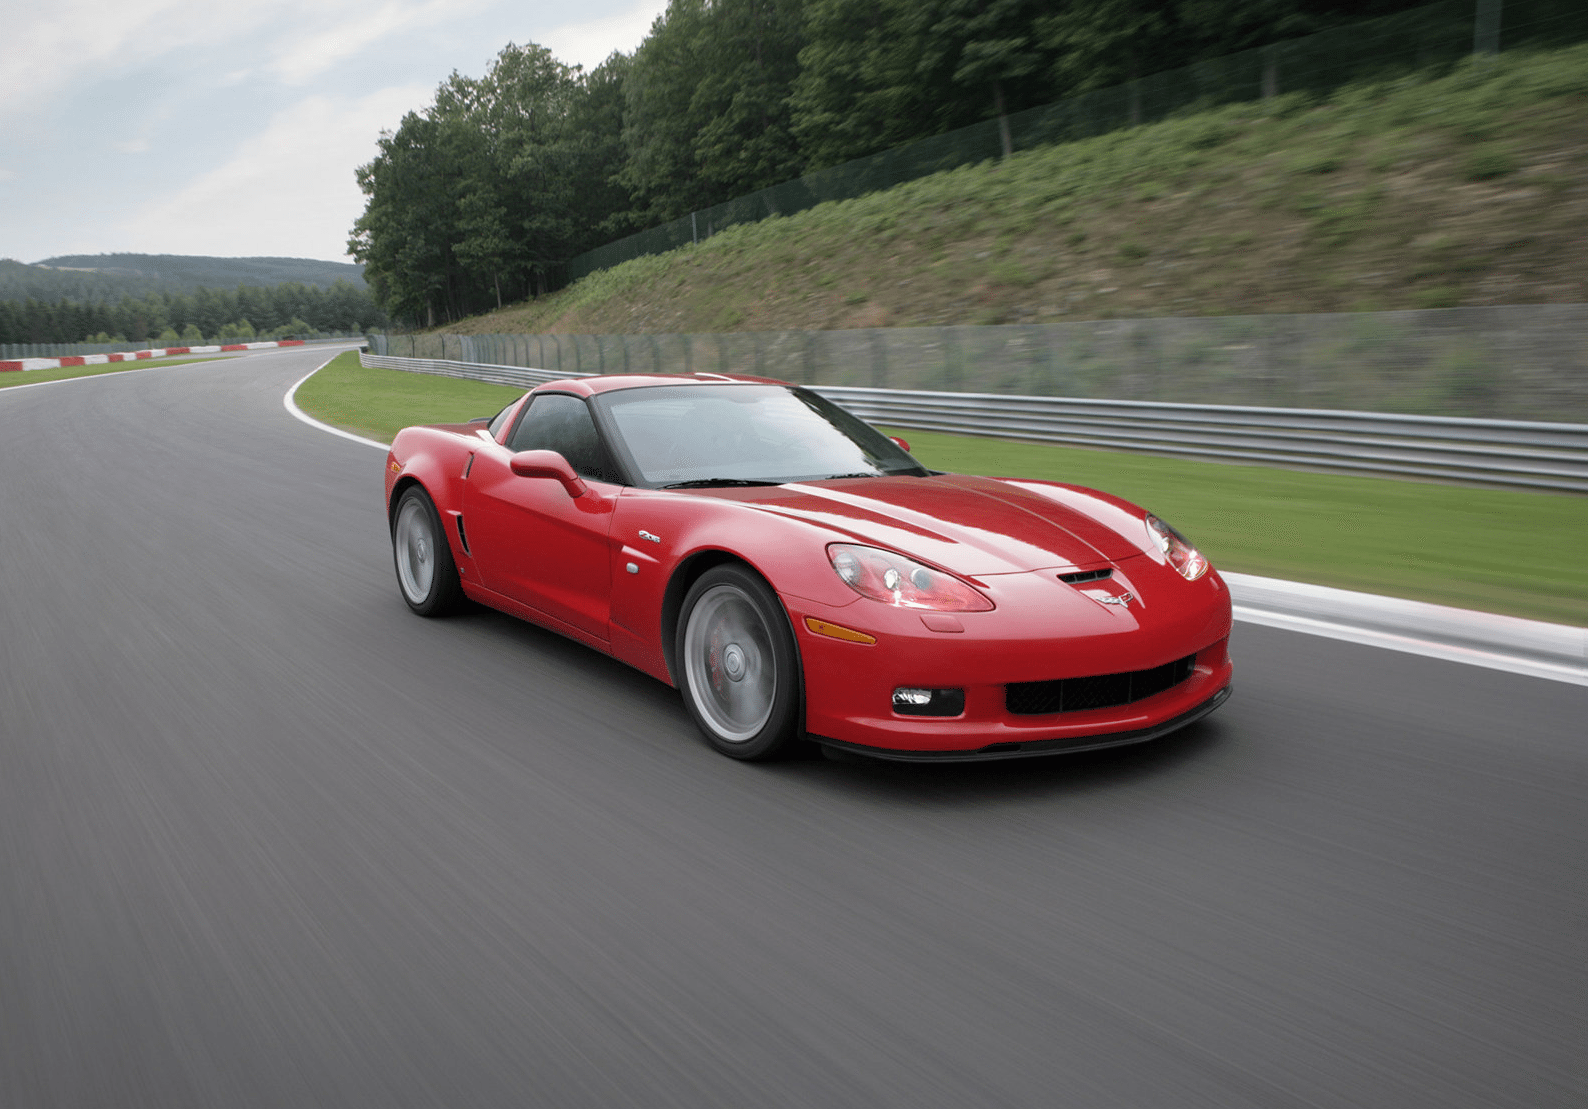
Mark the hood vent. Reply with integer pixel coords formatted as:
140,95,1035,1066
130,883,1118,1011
1058,568,1113,584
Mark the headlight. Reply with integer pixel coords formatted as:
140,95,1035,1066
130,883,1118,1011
1145,515,1208,580
827,544,993,611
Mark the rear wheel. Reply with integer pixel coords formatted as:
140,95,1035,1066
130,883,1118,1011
392,486,463,616
677,565,802,760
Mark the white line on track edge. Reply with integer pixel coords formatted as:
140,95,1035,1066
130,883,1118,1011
1232,605,1588,686
278,366,1588,686
284,355,390,451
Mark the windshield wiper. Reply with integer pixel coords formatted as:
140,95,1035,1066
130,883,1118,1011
661,478,783,489
817,472,881,480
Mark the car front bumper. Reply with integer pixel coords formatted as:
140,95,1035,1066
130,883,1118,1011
788,561,1235,756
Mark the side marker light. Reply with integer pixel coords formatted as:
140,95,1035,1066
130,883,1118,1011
804,617,877,645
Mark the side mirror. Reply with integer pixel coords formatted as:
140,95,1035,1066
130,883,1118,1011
889,436,911,452
510,449,587,498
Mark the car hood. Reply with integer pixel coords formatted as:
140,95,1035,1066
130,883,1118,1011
718,473,1151,575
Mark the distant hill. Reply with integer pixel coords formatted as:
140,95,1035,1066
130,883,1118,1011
1,254,365,304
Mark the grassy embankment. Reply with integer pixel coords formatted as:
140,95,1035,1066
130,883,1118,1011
446,45,1588,335
298,353,1588,626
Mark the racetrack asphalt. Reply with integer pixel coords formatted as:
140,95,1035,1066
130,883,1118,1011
2,346,1584,1108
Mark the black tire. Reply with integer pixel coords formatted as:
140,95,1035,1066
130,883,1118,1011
676,564,803,760
391,486,464,616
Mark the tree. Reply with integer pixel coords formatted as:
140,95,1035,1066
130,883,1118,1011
352,42,620,321
351,111,461,325
926,0,1059,155
619,0,805,223
793,0,1058,169
1039,0,1175,126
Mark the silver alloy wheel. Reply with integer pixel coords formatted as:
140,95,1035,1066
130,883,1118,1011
393,497,437,605
682,583,776,743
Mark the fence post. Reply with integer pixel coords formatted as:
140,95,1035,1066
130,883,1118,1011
869,330,888,388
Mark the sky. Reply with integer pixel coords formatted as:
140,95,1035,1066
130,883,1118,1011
0,0,669,266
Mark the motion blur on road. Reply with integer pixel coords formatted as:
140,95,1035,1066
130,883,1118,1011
1,346,1584,1108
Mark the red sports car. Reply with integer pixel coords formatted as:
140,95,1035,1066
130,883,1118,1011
385,374,1232,761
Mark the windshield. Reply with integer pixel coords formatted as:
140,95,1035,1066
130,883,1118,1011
596,384,928,487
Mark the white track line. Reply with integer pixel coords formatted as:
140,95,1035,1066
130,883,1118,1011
1232,605,1587,686
280,363,1588,685
283,353,390,451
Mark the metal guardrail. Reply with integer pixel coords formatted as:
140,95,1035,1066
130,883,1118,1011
819,386,1588,494
359,353,1588,493
360,354,591,388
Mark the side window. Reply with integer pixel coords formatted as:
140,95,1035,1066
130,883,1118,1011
508,394,622,484
487,400,518,439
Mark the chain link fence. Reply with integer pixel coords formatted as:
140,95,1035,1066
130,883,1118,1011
568,0,1588,281
369,305,1588,425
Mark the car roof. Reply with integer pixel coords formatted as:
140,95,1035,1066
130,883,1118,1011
531,372,790,398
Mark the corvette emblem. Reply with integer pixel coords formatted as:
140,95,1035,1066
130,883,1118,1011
638,530,662,544
1095,591,1135,607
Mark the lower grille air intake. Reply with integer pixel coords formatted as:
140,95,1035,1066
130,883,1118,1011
1006,653,1198,715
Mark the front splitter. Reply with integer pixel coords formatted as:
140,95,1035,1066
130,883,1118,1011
814,683,1232,763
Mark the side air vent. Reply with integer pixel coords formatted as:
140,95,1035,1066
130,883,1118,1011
1058,568,1113,584
455,515,471,555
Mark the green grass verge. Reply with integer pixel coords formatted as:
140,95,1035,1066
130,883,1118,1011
293,351,522,444
888,427,1588,627
0,355,226,389
296,353,1587,626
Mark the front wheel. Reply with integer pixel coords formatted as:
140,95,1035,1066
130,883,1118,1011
677,565,802,760
391,486,464,616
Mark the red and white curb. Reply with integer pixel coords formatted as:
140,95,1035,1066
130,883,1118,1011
0,339,306,373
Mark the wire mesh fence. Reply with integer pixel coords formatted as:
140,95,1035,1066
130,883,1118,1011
369,305,1588,425
568,0,1588,282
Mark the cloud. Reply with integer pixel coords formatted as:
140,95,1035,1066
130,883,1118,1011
538,0,666,70
127,85,429,259
269,0,481,84
0,0,279,119
0,168,17,183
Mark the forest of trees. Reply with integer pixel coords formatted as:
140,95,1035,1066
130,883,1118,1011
350,0,1445,326
2,254,367,301
0,280,385,346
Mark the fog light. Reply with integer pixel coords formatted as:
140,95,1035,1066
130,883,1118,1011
892,687,966,717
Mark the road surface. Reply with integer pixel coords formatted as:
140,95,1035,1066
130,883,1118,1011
1,347,1582,1107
